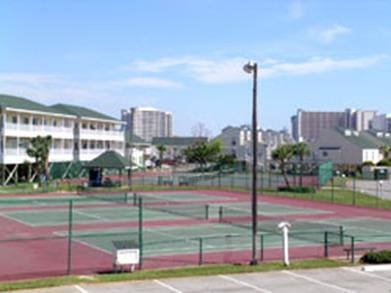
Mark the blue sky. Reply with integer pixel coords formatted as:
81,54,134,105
1,0,390,136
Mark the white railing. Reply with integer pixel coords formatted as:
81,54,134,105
5,123,74,134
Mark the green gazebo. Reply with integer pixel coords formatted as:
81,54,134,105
84,150,131,187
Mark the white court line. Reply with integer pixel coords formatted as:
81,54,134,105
0,212,35,227
154,279,183,293
219,274,272,293
283,271,355,293
73,209,109,221
343,267,391,282
74,285,89,293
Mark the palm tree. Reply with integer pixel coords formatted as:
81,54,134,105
379,145,391,160
26,135,52,185
293,142,310,188
272,144,294,188
156,145,167,168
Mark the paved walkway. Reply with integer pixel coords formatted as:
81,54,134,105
14,266,391,293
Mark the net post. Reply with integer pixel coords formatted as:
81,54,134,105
324,231,329,258
199,238,204,265
218,170,221,188
205,204,209,220
67,200,73,275
260,234,264,262
138,197,144,269
218,206,223,223
350,236,355,263
133,192,137,206
339,226,344,245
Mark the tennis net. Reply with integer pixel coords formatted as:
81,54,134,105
133,192,210,220
218,205,344,245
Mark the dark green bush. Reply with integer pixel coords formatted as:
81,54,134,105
361,250,391,264
277,186,316,193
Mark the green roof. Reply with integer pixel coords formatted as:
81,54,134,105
152,136,208,146
0,94,69,115
84,151,130,169
335,128,389,148
127,134,149,145
50,103,119,121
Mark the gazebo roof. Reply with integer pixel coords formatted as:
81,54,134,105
84,151,130,169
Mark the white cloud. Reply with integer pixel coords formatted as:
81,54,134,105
112,77,182,88
127,55,386,84
289,1,304,20
261,55,385,78
311,24,351,44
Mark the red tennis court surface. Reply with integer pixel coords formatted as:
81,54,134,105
0,189,390,281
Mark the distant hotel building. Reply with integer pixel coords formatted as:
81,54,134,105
216,125,292,169
0,94,125,185
121,107,172,142
291,108,376,142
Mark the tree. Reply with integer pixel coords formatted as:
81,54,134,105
183,140,221,170
156,144,167,168
379,145,391,160
191,122,211,138
292,142,310,188
26,135,52,185
271,144,294,188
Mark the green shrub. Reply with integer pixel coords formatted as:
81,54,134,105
361,250,391,264
277,186,316,193
377,159,391,167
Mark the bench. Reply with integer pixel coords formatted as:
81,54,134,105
343,247,376,260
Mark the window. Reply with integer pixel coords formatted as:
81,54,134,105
32,117,42,125
322,151,328,157
97,141,103,149
11,116,17,124
82,123,87,129
90,141,95,149
53,120,58,127
22,117,29,125
82,141,88,149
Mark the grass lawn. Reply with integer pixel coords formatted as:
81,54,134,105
0,259,347,292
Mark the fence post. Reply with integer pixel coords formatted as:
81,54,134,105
218,171,221,188
260,234,264,261
268,170,272,188
352,177,356,206
324,231,329,258
331,177,335,203
138,198,144,269
351,236,355,263
205,204,209,220
199,238,204,265
231,174,234,190
67,200,73,275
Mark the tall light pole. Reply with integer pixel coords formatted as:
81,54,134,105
243,61,258,265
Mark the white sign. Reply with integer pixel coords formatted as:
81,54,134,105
113,248,140,266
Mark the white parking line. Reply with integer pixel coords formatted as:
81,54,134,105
219,274,272,293
343,267,391,282
74,285,89,293
283,271,355,293
154,279,183,293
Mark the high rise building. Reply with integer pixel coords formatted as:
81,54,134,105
291,108,376,142
121,107,172,142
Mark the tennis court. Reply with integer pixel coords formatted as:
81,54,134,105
0,189,390,280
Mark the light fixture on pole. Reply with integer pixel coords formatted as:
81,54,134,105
243,61,258,265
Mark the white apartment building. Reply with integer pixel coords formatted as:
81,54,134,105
0,94,125,184
121,107,172,142
217,125,292,169
372,114,391,133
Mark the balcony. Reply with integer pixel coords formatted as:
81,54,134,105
4,123,74,138
79,129,124,141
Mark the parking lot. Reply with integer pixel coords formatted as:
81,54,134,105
15,266,391,293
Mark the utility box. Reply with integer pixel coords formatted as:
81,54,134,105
374,168,389,180
112,240,139,272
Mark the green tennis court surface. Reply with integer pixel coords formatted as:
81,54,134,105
57,216,391,257
0,200,330,227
